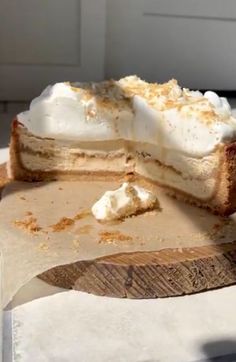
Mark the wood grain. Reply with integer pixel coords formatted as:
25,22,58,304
1,163,236,298
39,243,236,298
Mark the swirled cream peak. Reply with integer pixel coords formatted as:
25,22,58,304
91,182,158,222
17,76,236,156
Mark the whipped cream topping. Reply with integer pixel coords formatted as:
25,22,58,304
17,76,236,157
91,182,158,222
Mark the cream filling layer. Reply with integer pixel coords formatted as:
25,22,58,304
17,126,220,200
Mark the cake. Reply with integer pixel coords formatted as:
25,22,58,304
9,76,236,215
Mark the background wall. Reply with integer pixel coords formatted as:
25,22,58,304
0,0,106,100
106,0,236,90
1,0,236,100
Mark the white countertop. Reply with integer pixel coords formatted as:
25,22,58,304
4,278,236,362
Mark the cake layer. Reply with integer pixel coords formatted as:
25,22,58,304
10,121,229,212
10,76,236,215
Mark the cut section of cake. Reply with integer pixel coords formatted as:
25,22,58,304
9,76,236,215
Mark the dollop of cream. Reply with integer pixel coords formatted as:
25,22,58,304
204,91,231,117
91,182,158,222
17,76,236,157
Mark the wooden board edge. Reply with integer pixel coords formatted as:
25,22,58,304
38,243,236,298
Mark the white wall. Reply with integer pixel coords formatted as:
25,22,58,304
106,0,236,90
1,0,236,99
0,0,106,100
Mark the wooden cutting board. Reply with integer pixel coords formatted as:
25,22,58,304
1,163,236,298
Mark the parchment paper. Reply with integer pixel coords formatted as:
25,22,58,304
1,180,236,308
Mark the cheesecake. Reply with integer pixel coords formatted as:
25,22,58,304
9,76,236,215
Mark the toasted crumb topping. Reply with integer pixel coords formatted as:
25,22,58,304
68,75,226,125
70,80,131,112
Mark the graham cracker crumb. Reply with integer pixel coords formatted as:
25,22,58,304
50,217,75,232
72,239,80,249
189,218,235,242
39,242,49,251
74,210,91,220
49,210,91,233
99,230,133,244
25,211,33,216
212,222,222,231
19,196,26,201
14,216,42,233
76,224,93,235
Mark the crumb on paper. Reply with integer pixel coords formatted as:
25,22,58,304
74,210,91,220
50,210,91,232
156,236,164,242
58,187,63,190
189,217,235,242
25,211,33,216
213,223,221,231
19,196,26,201
50,217,75,232
72,239,80,249
98,230,133,244
14,216,42,234
41,230,49,234
39,242,49,251
75,224,93,235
